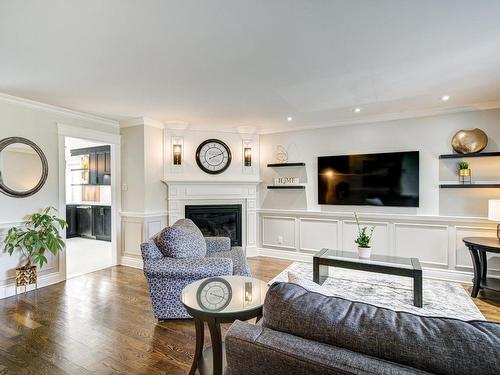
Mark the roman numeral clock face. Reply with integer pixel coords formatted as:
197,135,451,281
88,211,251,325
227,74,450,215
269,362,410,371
195,139,232,174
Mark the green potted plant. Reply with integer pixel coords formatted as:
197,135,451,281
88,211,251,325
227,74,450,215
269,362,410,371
354,212,375,258
3,207,67,292
458,160,471,184
458,160,470,176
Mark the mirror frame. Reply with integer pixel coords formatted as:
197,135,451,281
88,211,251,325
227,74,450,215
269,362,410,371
0,136,49,198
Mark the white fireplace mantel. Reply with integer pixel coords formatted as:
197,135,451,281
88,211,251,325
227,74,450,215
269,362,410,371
163,179,260,256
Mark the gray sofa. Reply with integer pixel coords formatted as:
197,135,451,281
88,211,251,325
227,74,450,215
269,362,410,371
226,282,500,375
141,219,251,320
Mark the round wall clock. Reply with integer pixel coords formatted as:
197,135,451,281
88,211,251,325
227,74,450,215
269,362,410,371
196,277,232,311
195,139,232,174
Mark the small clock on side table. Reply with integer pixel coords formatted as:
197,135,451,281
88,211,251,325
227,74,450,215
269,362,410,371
182,275,268,375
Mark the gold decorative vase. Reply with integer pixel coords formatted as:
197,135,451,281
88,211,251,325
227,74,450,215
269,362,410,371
15,266,37,294
451,128,488,154
459,169,471,177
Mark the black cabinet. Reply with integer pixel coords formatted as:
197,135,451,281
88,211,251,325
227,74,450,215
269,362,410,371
66,205,79,238
71,146,111,186
66,204,111,241
76,206,93,238
93,206,112,242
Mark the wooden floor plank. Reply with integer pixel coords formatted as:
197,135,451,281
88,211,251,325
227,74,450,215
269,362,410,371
0,257,498,375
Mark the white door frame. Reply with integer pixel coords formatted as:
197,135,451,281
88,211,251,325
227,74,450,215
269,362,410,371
57,123,121,280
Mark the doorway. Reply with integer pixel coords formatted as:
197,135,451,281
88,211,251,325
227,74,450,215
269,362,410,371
57,124,121,280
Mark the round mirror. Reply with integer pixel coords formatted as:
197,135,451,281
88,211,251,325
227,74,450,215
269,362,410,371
0,137,48,198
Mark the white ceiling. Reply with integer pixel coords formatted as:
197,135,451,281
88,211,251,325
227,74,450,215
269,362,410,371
1,0,500,133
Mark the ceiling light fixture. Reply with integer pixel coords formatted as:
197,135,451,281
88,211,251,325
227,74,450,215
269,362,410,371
353,108,361,113
441,95,450,101
287,116,293,122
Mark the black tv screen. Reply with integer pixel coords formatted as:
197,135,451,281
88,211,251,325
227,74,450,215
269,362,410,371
318,151,419,207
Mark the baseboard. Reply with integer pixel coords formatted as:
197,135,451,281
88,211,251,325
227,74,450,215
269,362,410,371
246,245,259,257
120,255,143,269
256,247,496,285
257,247,313,263
0,271,65,300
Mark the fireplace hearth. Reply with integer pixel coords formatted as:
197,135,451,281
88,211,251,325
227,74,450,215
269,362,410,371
185,204,242,246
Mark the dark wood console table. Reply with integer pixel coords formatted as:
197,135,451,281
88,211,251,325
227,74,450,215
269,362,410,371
463,237,500,298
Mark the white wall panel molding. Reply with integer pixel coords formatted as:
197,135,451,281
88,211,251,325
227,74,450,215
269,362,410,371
120,211,168,261
258,209,499,283
455,225,499,274
343,220,390,255
299,218,339,253
394,223,449,268
262,216,296,250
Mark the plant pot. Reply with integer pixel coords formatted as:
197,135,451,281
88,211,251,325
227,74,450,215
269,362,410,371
15,265,37,288
358,246,372,259
459,169,471,177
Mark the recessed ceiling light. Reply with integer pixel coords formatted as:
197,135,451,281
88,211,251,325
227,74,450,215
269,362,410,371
287,116,293,122
353,108,361,113
441,95,450,101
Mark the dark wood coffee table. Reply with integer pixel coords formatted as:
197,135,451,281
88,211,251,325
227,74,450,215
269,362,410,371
313,248,423,307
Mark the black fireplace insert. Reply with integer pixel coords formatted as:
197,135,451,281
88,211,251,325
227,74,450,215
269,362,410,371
185,204,242,246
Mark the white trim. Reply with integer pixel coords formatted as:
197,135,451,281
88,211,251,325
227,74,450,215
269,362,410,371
119,211,169,218
58,124,122,283
0,271,64,299
257,208,490,224
0,92,119,128
120,117,165,129
163,179,262,185
257,248,313,263
120,255,143,269
57,123,121,145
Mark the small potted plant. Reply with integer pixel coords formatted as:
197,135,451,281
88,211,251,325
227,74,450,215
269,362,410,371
3,207,67,293
354,212,375,258
458,160,471,184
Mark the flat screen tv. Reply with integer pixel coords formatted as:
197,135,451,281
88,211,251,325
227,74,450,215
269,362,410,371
318,151,419,207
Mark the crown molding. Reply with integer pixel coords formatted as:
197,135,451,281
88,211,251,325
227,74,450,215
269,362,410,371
259,102,500,135
120,117,165,129
0,92,120,128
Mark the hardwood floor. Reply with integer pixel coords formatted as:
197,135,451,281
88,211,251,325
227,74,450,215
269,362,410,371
0,257,498,374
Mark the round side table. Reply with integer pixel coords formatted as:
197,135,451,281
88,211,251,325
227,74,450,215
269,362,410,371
463,237,500,298
181,275,268,375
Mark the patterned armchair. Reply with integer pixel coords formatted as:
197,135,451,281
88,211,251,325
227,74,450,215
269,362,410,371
141,219,251,320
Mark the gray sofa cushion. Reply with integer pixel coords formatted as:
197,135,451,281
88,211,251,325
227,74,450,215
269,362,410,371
154,219,207,258
226,320,430,375
263,282,500,375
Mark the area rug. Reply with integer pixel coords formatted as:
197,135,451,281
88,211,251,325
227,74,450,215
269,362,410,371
269,262,484,320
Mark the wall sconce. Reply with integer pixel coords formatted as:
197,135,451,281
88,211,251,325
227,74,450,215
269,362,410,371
242,140,253,168
244,147,252,166
171,137,183,166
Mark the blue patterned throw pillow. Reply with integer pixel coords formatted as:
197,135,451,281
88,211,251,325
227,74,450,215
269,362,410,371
155,219,207,258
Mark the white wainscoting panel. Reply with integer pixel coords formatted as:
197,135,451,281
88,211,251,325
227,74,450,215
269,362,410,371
342,221,390,255
394,223,449,268
299,218,338,253
257,209,499,283
262,216,296,250
455,226,500,272
122,220,143,257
